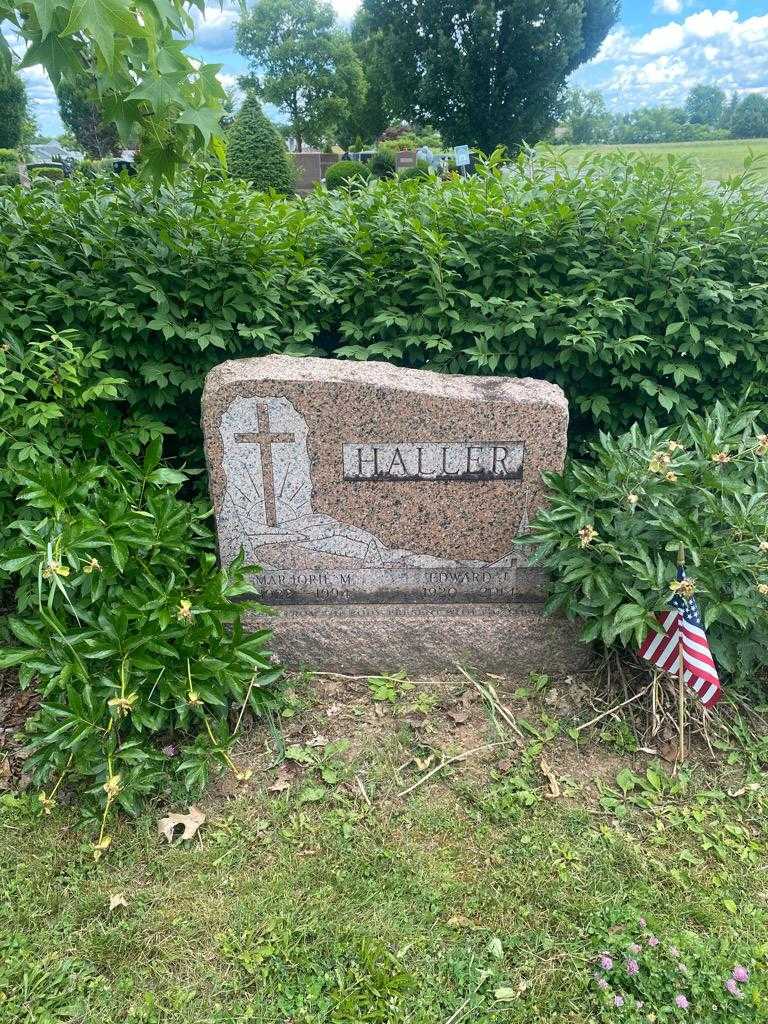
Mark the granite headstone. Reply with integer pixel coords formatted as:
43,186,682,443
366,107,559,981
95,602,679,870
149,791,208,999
202,356,586,674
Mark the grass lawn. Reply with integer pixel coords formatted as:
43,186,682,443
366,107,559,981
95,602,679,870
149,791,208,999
1,672,767,1023
554,139,768,181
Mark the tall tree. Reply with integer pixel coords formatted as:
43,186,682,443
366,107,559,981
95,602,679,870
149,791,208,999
236,0,366,150
355,0,618,153
685,84,725,126
562,88,612,144
731,94,768,140
0,64,26,150
337,12,390,147
57,77,121,157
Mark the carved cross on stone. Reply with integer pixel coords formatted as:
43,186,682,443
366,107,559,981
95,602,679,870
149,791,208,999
234,403,296,527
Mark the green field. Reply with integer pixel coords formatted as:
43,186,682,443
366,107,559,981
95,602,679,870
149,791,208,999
557,138,768,181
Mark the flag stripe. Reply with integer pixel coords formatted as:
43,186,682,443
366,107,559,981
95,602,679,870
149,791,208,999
637,565,721,709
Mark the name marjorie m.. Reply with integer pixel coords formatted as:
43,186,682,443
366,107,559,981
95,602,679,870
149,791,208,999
342,441,525,482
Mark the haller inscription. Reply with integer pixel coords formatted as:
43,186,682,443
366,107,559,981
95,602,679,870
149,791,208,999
343,442,524,482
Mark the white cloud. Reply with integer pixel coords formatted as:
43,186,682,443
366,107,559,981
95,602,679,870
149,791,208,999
632,23,685,55
192,5,238,51
684,9,738,39
590,28,631,65
572,7,768,111
653,0,682,13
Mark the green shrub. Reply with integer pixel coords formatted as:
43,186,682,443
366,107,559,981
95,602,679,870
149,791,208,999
0,148,19,161
369,150,396,179
227,94,295,195
0,170,20,186
29,165,65,180
527,403,768,686
4,154,768,450
0,332,281,830
325,159,371,189
399,162,431,181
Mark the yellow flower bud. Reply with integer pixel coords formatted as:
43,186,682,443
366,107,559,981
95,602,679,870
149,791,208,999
177,599,193,623
102,774,122,800
578,525,598,548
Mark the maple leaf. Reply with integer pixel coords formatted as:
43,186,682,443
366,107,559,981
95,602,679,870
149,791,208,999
61,0,144,66
176,105,221,145
157,805,206,843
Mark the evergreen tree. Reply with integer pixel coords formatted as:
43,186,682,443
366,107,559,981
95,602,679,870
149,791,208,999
56,78,121,157
0,66,27,150
355,0,618,152
227,94,296,193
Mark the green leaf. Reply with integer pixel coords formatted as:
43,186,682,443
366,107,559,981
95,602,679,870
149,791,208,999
176,105,221,145
61,0,144,65
128,72,185,112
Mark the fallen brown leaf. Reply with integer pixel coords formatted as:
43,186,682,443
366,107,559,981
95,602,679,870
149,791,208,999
658,739,679,764
539,757,561,799
268,767,293,793
108,893,128,911
157,805,206,844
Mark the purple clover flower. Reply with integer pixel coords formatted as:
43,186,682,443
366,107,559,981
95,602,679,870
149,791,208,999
614,995,624,1007
732,965,749,983
600,954,614,971
674,994,689,1009
647,935,659,947
625,959,639,976
668,946,680,958
726,978,743,998
638,917,647,927
596,977,609,990
628,943,641,955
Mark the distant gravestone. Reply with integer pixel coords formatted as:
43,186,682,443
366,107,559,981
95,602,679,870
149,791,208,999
202,356,586,674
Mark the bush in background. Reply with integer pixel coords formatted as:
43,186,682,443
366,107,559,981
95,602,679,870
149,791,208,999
325,159,371,189
527,403,768,686
29,166,65,180
399,161,431,181
4,152,768,449
227,94,296,194
369,149,396,178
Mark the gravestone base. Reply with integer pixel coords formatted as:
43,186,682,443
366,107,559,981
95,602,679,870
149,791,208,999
248,604,590,676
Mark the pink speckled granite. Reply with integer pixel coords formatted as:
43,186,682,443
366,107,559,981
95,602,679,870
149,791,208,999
202,355,589,674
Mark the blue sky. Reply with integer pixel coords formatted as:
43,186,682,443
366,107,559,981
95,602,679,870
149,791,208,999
6,1,768,137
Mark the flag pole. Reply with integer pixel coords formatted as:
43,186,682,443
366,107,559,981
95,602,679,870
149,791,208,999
677,543,686,763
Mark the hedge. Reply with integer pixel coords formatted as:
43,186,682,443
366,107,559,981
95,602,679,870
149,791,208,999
2,153,768,451
325,159,371,189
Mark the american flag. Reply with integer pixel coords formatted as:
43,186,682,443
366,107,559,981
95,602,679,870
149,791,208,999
638,564,721,709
